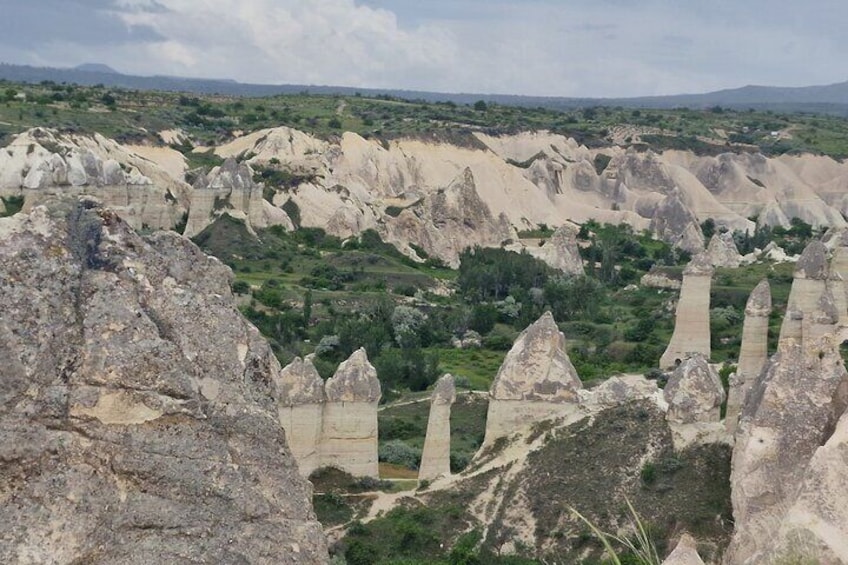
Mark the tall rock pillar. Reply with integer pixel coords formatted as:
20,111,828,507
725,280,771,435
482,312,582,446
321,348,382,478
275,356,325,477
418,374,456,481
660,253,714,369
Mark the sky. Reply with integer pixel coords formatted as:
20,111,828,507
0,0,846,98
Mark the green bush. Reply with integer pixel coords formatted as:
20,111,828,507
379,439,421,469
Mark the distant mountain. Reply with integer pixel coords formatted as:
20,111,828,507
1,62,847,115
74,63,119,74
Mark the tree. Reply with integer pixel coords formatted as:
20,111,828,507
473,100,487,112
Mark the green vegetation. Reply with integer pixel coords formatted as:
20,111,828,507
3,79,848,158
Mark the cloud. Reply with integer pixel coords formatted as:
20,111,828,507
0,0,846,97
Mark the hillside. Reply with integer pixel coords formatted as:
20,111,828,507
2,62,848,115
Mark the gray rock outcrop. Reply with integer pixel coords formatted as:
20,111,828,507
524,224,585,275
659,254,714,369
276,357,326,477
650,192,704,253
483,312,582,445
322,348,381,477
779,241,831,341
664,354,725,425
0,200,328,563
418,374,456,481
705,231,743,268
726,280,771,435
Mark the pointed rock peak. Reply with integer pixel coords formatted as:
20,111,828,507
220,156,241,173
277,357,325,406
489,311,581,403
795,241,829,280
745,279,772,317
683,252,714,277
662,533,705,565
431,374,456,406
325,347,381,403
706,231,742,267
813,286,839,326
664,353,725,424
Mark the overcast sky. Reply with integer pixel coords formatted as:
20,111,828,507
0,0,846,97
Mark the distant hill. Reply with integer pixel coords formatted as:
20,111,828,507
74,63,119,74
1,62,847,115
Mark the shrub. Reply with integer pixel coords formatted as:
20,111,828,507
378,440,421,469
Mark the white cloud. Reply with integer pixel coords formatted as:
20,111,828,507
108,0,460,89
2,0,847,96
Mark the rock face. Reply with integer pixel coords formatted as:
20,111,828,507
276,357,326,477
664,354,725,425
650,192,705,253
0,200,327,563
705,231,743,268
660,254,714,369
484,312,582,445
322,348,381,477
725,280,771,435
383,167,515,268
727,251,848,564
522,224,585,275
418,374,456,481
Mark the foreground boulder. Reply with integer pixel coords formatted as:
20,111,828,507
0,200,328,563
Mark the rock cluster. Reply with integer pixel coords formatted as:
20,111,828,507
277,348,382,478
0,128,189,232
659,253,714,369
0,200,327,563
484,312,582,445
727,240,848,564
183,157,292,237
418,374,456,481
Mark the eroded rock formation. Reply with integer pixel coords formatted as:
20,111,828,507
0,128,190,232
322,348,382,478
521,223,585,275
705,231,743,268
183,157,292,238
0,200,327,563
727,244,848,564
418,374,456,481
665,354,725,425
660,254,714,369
484,312,582,444
276,356,326,477
726,280,771,435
